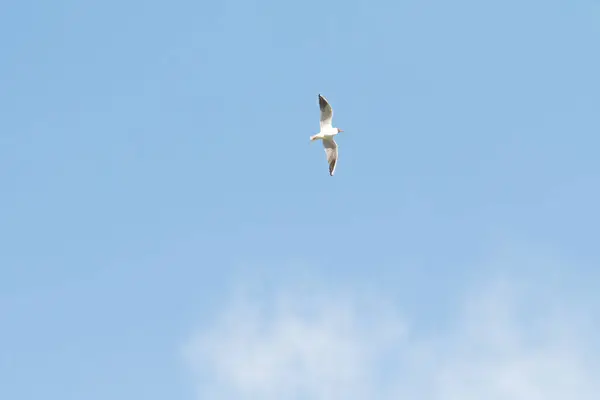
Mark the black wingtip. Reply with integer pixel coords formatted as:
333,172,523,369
318,94,328,109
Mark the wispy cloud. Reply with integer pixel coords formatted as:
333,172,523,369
183,276,598,399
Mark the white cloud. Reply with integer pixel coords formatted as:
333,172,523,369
182,277,598,400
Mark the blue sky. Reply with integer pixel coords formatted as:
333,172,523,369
1,0,599,398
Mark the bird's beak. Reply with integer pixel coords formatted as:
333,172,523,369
339,129,344,132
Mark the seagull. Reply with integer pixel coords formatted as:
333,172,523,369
310,94,344,176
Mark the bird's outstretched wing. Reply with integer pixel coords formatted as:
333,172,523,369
319,94,333,131
322,138,338,176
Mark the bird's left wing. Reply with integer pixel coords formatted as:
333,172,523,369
322,138,338,176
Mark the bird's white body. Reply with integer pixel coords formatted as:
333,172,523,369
310,94,343,176
310,128,339,141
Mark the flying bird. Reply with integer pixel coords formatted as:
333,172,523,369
310,94,344,176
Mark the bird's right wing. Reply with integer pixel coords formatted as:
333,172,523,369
322,138,338,176
318,94,334,130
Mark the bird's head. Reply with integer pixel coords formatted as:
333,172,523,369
337,128,344,133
